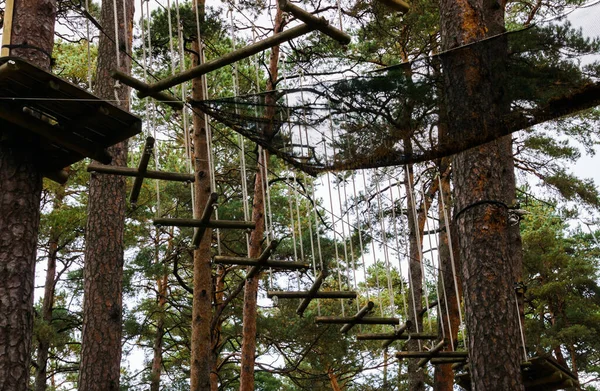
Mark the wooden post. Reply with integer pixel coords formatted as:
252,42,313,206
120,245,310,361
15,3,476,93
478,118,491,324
129,136,154,206
110,70,184,110
340,301,374,333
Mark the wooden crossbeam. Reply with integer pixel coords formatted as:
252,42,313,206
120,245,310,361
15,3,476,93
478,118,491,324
396,351,468,359
278,0,351,45
430,357,467,365
266,291,357,299
315,316,400,325
417,340,446,368
356,332,437,341
214,257,309,271
87,164,195,182
296,271,327,316
114,24,316,96
340,302,374,334
245,240,280,280
129,136,154,206
376,0,410,13
110,71,184,110
153,217,255,229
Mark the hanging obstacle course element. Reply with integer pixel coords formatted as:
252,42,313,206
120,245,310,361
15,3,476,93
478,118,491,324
214,240,310,273
113,2,350,97
267,270,357,316
152,193,255,248
376,0,410,13
455,355,579,391
87,136,195,206
277,0,351,44
0,57,142,183
339,301,374,333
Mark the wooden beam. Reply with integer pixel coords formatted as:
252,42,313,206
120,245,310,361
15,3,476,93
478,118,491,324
266,291,357,299
43,169,69,184
381,322,411,349
214,257,309,270
396,351,468,359
191,192,219,248
129,136,154,206
356,332,437,341
116,24,315,95
1,0,15,56
417,340,446,368
297,271,327,316
87,163,195,182
110,70,184,110
278,0,351,45
418,300,438,317
315,316,400,325
153,217,255,229
430,357,467,365
376,0,410,13
340,301,374,334
245,240,280,280
0,105,112,164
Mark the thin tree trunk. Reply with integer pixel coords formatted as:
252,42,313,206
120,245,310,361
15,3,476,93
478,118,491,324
34,187,66,391
328,367,342,391
210,265,226,391
238,7,284,391
439,0,525,389
190,4,215,386
78,0,133,388
433,165,461,391
150,265,168,391
0,0,55,388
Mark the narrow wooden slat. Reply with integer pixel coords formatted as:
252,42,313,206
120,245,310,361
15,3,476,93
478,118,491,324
417,340,446,367
245,240,280,280
266,291,357,299
214,257,309,270
87,163,195,182
396,351,468,359
315,317,400,325
297,271,327,316
153,217,255,229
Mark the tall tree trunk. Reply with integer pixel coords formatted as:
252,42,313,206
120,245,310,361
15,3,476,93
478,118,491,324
238,7,283,391
78,0,134,388
34,187,66,391
190,3,215,386
0,0,55,388
439,0,525,389
433,165,462,391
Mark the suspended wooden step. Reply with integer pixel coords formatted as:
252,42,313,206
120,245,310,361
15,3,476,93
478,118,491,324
87,136,195,206
430,357,468,365
455,355,579,391
419,300,438,317
396,350,467,360
113,3,349,96
339,301,375,334
214,240,309,275
152,193,255,248
0,57,141,183
267,270,357,316
315,315,400,325
400,340,447,368
357,331,437,341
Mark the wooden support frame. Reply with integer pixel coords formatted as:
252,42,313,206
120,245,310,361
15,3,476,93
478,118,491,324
430,357,467,365
153,217,255,229
417,339,446,368
110,70,184,110
129,136,154,205
297,271,327,316
314,316,400,325
87,163,195,182
339,301,374,333
277,0,351,45
356,332,437,341
214,245,309,272
266,291,357,299
418,300,438,317
245,240,280,280
396,351,468,359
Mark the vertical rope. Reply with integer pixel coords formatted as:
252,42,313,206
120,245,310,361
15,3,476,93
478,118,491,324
389,177,409,320
362,171,384,315
375,177,396,317
351,171,370,303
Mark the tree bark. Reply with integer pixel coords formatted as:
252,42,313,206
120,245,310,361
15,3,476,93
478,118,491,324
238,7,283,391
34,187,66,391
78,0,134,388
190,4,215,387
150,267,168,391
0,0,54,388
439,0,525,389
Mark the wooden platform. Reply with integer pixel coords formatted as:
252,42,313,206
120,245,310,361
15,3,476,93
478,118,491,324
0,57,141,181
455,355,579,391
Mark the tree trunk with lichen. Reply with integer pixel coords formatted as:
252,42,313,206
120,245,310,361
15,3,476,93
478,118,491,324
439,0,525,389
78,0,133,388
0,0,55,388
238,6,284,391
